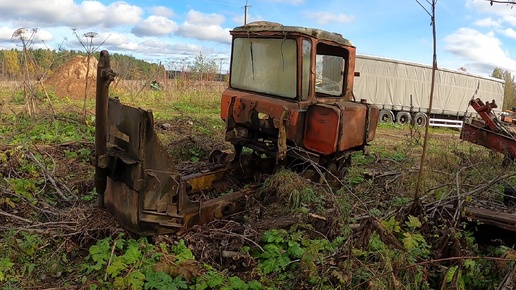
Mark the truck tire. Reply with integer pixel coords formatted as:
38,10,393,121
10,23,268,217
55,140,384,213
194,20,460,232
412,112,427,127
396,111,411,124
378,110,395,123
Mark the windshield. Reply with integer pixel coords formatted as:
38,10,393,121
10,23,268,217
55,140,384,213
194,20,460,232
315,54,345,96
230,37,297,99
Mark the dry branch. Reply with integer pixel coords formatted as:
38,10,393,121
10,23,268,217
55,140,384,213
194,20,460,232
26,148,77,203
0,209,34,224
498,262,516,290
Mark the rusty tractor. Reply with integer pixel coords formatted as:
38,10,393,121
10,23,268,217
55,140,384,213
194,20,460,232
94,21,379,235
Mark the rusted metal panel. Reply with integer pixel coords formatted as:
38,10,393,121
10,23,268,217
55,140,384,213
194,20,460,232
460,123,516,159
95,50,115,207
338,102,367,151
460,98,516,160
96,55,269,235
101,99,261,235
104,177,144,233
469,98,499,131
367,105,380,142
222,91,300,123
303,105,340,155
182,169,228,193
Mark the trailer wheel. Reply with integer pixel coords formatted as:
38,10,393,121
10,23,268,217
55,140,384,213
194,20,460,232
396,112,412,124
412,112,428,127
378,110,395,123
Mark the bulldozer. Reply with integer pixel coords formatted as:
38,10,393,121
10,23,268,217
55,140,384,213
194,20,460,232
94,21,379,235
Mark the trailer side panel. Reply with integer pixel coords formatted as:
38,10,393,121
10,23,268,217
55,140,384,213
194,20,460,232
354,55,505,118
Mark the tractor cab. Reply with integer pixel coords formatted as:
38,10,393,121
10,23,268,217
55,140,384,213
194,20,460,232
222,21,379,176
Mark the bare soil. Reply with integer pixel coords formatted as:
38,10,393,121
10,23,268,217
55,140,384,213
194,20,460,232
44,55,98,99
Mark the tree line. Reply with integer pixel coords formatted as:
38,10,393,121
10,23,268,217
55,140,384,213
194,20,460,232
491,67,516,111
0,48,160,81
0,48,227,84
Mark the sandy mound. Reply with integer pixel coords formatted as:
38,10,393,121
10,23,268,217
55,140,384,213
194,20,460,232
45,55,98,99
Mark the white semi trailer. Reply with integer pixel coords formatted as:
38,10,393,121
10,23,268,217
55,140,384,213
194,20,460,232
354,55,505,127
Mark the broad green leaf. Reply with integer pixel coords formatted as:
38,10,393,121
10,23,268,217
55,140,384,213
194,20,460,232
123,241,143,264
405,215,422,230
248,280,263,290
287,241,304,258
107,259,127,277
128,270,145,289
228,276,247,289
381,217,401,233
171,240,195,261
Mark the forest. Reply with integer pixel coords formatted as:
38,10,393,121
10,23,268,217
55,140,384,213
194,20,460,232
0,48,160,81
0,48,227,84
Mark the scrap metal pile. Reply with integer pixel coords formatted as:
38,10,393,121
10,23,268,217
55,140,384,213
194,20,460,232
459,98,516,231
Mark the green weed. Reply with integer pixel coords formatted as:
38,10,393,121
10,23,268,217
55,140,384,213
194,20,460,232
81,235,264,290
252,228,344,288
0,258,15,282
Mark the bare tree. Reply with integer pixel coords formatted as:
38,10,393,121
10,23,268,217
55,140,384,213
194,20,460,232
414,0,438,207
72,28,110,123
11,27,39,117
487,0,516,4
35,38,69,117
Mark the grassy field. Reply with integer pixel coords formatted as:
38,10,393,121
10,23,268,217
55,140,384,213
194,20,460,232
1,80,516,289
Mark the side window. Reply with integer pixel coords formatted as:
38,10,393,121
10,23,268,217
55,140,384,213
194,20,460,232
315,54,345,96
301,39,311,100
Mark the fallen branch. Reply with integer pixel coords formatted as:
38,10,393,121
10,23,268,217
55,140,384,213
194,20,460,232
498,260,516,290
0,209,34,224
26,148,77,203
453,165,473,226
426,171,516,219
3,190,59,217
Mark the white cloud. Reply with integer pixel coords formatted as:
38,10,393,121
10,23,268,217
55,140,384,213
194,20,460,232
474,17,500,28
0,26,15,41
502,15,516,26
149,6,175,18
302,11,354,25
183,10,225,26
265,0,304,5
104,2,143,27
444,27,516,75
101,32,139,51
500,27,516,39
33,29,53,42
0,0,143,28
71,1,107,26
132,16,179,37
177,10,231,44
138,39,209,57
467,0,516,26
232,14,263,26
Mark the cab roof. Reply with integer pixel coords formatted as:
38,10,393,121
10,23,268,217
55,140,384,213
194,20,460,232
231,21,354,47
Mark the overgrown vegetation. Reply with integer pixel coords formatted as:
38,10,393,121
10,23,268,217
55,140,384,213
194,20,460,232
1,57,516,289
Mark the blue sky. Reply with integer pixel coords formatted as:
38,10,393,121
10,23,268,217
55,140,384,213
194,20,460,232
0,0,515,77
